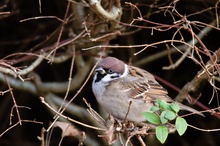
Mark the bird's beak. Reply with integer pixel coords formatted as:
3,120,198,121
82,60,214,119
95,67,106,75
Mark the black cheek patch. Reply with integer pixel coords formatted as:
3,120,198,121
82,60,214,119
95,73,106,83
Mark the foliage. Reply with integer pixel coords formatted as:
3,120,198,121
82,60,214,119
143,99,188,143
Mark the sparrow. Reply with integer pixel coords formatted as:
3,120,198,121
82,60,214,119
92,57,202,123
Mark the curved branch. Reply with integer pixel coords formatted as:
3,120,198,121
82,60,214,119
0,53,45,81
0,56,93,95
34,56,93,93
87,0,122,21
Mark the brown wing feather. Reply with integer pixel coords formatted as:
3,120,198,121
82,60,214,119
116,66,171,102
114,66,204,116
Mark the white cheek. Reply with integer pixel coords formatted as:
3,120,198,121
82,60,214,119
92,73,117,98
101,74,114,82
95,73,119,83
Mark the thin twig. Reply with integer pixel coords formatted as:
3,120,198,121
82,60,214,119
136,135,146,146
0,53,45,81
188,124,220,132
0,120,42,137
56,47,75,117
40,96,105,131
4,74,22,125
175,48,220,103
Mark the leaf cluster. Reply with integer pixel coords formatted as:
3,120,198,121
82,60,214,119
142,99,188,143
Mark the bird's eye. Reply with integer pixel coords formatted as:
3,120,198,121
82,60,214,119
107,69,115,74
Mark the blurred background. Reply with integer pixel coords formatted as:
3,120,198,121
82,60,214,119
0,0,219,146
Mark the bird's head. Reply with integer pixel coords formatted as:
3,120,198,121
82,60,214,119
93,57,128,83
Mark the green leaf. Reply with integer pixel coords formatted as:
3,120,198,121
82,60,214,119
164,110,177,121
150,106,160,112
158,100,171,111
156,99,162,105
170,102,180,113
160,111,168,124
142,112,160,125
156,126,168,144
175,117,188,136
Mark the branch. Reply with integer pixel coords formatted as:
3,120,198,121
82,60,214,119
39,96,105,131
87,0,122,21
175,48,220,103
0,53,45,81
34,55,93,93
0,120,42,137
163,18,217,70
0,73,37,94
0,56,93,95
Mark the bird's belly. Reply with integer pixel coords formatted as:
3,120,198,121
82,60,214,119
92,81,152,123
98,94,151,123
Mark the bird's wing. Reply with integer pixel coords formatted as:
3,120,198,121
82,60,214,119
110,65,204,116
117,76,204,116
116,66,172,102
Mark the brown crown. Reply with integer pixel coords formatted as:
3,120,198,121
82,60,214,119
99,57,125,75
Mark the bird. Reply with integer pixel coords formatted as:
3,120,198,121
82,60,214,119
92,57,203,123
